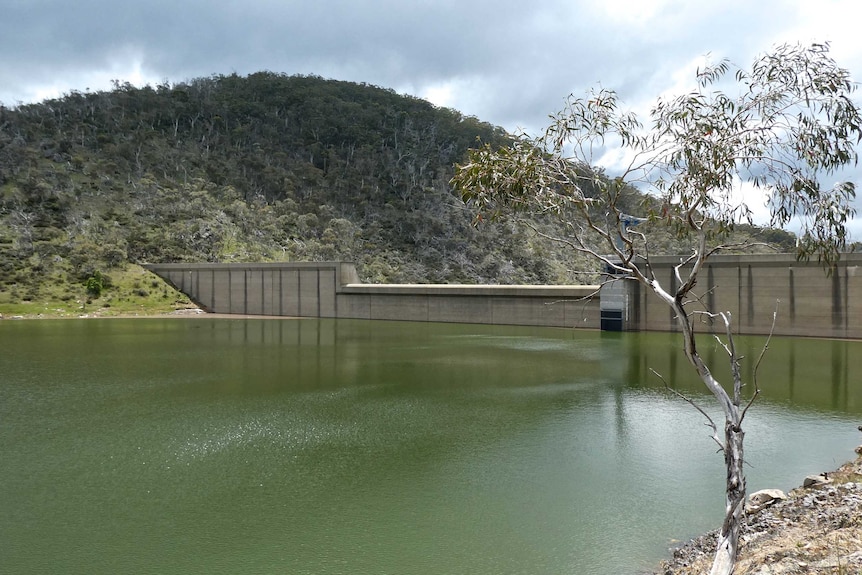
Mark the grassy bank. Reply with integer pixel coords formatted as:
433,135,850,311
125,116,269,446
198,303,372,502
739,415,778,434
0,264,195,318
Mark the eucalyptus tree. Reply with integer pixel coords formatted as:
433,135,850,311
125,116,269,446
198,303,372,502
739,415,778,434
451,42,861,575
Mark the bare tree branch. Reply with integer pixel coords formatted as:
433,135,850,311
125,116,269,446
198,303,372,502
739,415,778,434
651,367,725,452
742,301,779,422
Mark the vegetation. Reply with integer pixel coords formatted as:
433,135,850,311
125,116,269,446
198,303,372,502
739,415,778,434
0,72,797,317
0,264,193,317
452,42,861,575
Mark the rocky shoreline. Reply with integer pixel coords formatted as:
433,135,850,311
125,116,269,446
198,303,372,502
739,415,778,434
656,451,862,574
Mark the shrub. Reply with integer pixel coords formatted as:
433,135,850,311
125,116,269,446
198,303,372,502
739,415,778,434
85,271,107,298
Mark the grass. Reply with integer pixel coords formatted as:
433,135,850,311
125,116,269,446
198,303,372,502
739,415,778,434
0,264,196,318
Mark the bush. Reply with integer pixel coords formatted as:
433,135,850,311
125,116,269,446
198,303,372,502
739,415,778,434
85,271,108,298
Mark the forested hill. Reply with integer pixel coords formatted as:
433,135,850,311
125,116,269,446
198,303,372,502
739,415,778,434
0,73,794,311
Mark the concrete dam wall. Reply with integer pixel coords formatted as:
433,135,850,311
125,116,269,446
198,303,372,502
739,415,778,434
145,253,862,338
637,254,862,339
144,261,601,329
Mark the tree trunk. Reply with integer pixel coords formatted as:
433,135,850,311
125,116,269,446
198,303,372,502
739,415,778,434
709,420,746,575
656,284,748,575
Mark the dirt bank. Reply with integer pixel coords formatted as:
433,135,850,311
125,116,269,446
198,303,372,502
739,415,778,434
656,452,862,574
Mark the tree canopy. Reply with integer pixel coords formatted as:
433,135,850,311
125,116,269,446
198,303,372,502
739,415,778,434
456,43,860,269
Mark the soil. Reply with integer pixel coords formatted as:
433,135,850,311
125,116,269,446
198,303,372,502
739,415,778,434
655,451,862,574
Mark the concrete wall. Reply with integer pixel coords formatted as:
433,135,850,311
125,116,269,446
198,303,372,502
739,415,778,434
146,254,862,338
144,262,357,318
145,262,601,329
337,284,600,327
636,254,862,338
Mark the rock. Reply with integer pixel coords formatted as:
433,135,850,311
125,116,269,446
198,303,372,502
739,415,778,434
747,488,787,514
803,473,832,488
658,478,862,574
171,308,204,315
750,488,787,505
855,444,862,455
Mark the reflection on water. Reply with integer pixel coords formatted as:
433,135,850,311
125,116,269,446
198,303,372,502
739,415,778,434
620,330,862,413
0,318,859,575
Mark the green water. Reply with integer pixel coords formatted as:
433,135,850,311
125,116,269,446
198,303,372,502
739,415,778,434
1,318,859,574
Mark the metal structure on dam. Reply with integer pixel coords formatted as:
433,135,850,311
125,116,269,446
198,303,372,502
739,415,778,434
145,253,862,339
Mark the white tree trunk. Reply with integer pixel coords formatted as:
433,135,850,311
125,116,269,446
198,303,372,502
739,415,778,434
709,422,746,575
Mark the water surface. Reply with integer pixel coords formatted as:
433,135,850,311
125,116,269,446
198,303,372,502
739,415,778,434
1,318,859,574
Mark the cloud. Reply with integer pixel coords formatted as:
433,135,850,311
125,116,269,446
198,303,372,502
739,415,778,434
5,1,858,128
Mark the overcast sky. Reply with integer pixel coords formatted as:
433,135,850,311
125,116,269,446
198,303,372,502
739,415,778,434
4,0,862,234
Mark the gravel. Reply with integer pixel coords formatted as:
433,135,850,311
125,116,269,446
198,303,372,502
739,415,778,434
655,455,862,575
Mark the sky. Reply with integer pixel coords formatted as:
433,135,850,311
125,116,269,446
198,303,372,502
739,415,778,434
3,0,862,235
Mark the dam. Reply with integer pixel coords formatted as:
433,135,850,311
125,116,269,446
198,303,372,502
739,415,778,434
145,252,862,339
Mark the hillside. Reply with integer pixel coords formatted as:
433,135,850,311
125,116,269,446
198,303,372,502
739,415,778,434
0,73,795,316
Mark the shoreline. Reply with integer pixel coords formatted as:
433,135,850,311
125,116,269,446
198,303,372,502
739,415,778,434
0,307,305,321
655,450,862,574
4,309,861,343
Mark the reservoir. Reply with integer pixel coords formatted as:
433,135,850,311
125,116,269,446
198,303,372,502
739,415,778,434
1,318,859,574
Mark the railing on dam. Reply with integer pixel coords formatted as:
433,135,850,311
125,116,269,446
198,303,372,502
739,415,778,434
145,253,862,338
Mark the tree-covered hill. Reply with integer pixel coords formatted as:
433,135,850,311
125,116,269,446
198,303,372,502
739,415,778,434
0,73,795,315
